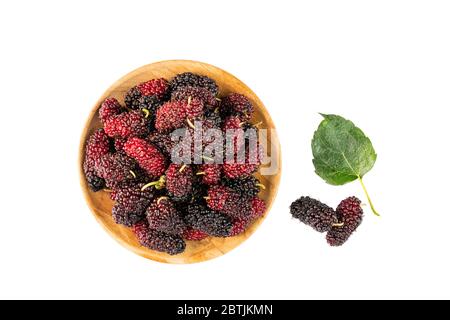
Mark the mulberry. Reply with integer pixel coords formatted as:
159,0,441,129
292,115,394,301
223,162,258,180
224,176,262,199
112,203,145,227
155,101,187,132
85,129,111,162
146,197,186,235
124,137,167,178
113,137,127,153
206,185,252,219
94,152,138,188
197,164,221,185
326,197,364,246
185,97,204,120
220,93,254,120
137,78,169,98
290,196,337,233
137,95,163,114
174,120,222,163
148,132,174,158
132,221,186,255
99,98,123,123
104,110,149,138
172,85,218,109
204,109,223,127
84,164,105,192
184,204,232,237
250,197,266,220
124,78,169,110
124,87,142,110
170,72,219,95
190,178,208,204
155,99,203,132
111,182,155,216
83,129,111,191
165,164,193,202
229,217,251,236
223,138,261,179
182,228,208,241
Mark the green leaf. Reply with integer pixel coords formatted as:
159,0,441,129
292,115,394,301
312,114,379,215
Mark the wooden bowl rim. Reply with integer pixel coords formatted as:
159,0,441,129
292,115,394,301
79,60,282,264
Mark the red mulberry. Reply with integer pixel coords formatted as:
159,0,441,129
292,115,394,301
104,110,149,138
165,164,193,202
197,164,221,185
182,228,208,241
206,185,251,219
124,137,167,178
99,98,123,123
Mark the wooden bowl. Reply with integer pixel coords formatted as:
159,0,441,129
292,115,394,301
79,60,281,264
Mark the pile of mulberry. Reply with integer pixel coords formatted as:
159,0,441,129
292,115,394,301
290,196,365,246
84,72,268,255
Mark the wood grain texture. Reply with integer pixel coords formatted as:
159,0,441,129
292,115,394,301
79,60,282,264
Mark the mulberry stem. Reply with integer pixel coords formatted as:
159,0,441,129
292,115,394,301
196,172,206,176
141,181,159,191
358,176,380,216
142,108,151,118
157,196,168,204
201,155,214,162
256,183,266,190
141,176,166,191
129,170,137,178
186,118,196,129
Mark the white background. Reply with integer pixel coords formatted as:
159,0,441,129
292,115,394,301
0,0,449,300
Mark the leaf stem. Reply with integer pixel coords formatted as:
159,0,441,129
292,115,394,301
358,176,380,216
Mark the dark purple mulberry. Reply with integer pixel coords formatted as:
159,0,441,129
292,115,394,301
170,72,219,95
111,182,156,216
172,85,218,109
146,198,186,235
112,203,145,227
184,204,232,237
290,196,338,233
133,221,186,255
94,152,138,188
224,176,262,199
